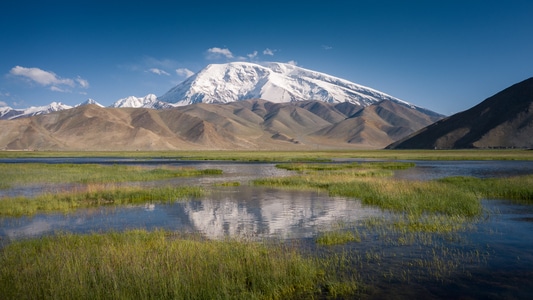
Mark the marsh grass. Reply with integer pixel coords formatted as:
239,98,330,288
254,162,483,220
439,175,533,204
316,230,361,246
0,163,222,189
0,230,360,300
0,185,204,216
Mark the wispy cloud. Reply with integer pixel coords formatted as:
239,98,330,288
0,100,7,107
322,45,333,50
9,66,89,92
50,86,67,92
263,48,275,56
176,68,194,78
147,68,170,76
247,51,258,59
76,76,90,88
206,47,234,59
287,60,298,66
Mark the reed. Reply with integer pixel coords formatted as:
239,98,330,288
0,230,359,299
0,185,204,216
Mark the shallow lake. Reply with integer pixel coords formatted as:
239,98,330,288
1,158,533,299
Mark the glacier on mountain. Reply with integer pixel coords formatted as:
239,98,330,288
159,62,414,109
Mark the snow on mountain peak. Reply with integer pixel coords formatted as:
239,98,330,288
23,102,72,115
110,94,170,109
158,62,412,108
0,101,73,120
76,98,104,107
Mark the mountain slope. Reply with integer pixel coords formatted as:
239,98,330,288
387,77,533,149
314,100,443,148
0,99,441,151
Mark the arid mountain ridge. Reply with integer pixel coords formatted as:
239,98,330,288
0,99,442,151
387,77,533,149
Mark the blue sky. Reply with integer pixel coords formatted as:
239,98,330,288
1,0,532,115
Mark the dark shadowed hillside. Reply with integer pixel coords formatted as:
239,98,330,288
387,77,533,149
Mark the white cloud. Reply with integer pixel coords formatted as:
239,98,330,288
9,66,89,92
263,48,275,56
0,101,7,107
10,66,74,87
50,86,67,92
176,68,194,78
247,51,258,59
322,45,333,50
206,47,234,59
76,76,90,88
148,68,170,76
287,60,298,66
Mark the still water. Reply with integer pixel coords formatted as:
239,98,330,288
1,159,533,242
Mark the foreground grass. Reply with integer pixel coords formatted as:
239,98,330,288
0,163,221,189
0,185,204,217
0,230,358,300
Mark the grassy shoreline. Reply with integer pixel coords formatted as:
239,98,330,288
1,149,533,161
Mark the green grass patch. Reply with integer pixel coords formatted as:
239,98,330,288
316,230,360,246
276,161,415,173
214,181,241,187
0,163,222,189
2,149,533,161
0,230,360,300
0,185,204,217
438,175,533,204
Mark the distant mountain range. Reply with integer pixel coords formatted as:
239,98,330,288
2,63,530,150
387,77,533,149
0,99,442,150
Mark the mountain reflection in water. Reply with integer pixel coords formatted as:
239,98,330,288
1,186,381,243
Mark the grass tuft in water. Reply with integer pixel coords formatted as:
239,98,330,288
316,230,360,246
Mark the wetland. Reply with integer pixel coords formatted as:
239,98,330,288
1,150,533,299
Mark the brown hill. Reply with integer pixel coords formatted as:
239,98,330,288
387,77,533,149
0,99,442,151
313,100,443,148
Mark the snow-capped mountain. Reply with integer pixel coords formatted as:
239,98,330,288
75,98,104,108
159,62,429,113
110,94,172,109
0,102,73,120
